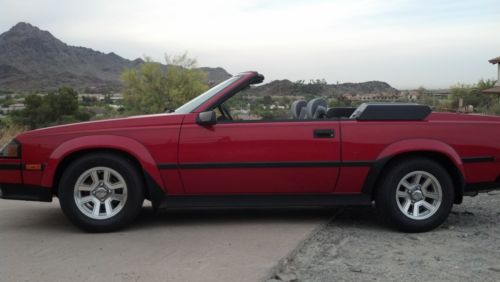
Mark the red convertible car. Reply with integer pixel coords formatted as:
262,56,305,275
1,72,499,232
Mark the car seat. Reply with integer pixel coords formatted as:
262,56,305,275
290,100,307,119
306,98,328,119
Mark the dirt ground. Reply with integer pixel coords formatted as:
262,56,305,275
267,193,500,282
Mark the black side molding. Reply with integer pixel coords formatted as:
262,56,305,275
0,164,22,170
0,184,53,202
462,156,495,163
157,161,375,170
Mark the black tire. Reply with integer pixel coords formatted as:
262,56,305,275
58,153,144,232
375,158,454,233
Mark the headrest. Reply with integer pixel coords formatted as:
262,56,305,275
306,98,328,119
291,100,307,119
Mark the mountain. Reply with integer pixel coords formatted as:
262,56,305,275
0,22,231,92
248,79,399,98
0,22,398,96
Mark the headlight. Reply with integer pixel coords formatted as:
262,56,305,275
0,139,21,158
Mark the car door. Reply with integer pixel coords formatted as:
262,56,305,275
177,114,341,194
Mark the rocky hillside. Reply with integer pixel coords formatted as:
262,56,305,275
248,79,399,98
0,22,231,92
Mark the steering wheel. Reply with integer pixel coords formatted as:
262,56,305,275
219,104,233,121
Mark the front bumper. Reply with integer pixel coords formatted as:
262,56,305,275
0,184,53,202
0,158,52,202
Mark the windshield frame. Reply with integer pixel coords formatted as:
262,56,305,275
174,75,243,114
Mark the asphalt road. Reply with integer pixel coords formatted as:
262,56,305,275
0,199,331,282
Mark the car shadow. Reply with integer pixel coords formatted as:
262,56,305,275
1,200,489,233
129,206,335,231
1,201,335,233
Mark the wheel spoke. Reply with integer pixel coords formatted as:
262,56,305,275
402,199,411,213
91,170,99,185
111,193,124,202
401,180,412,189
77,184,93,192
421,178,432,190
92,200,101,216
103,170,111,185
423,190,439,200
104,199,112,216
421,201,435,212
413,174,422,185
108,182,125,190
78,196,94,204
413,202,421,217
396,190,408,198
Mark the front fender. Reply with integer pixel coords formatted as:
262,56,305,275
41,135,164,190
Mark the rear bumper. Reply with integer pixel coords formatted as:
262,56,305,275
464,181,500,196
0,184,53,202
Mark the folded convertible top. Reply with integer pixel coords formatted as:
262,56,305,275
350,103,432,121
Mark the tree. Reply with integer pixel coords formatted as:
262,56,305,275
11,87,90,129
449,79,497,111
121,53,209,115
262,95,273,106
416,87,437,107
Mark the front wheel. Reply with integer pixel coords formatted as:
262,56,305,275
375,158,454,232
58,153,144,232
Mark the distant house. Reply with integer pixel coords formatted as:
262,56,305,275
3,103,25,113
430,89,451,99
78,93,105,101
482,56,500,94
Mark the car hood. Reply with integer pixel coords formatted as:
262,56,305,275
18,112,186,139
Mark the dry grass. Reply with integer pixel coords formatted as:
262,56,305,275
0,126,25,145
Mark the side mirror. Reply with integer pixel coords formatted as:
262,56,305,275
196,111,217,126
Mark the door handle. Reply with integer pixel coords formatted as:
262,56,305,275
313,129,335,138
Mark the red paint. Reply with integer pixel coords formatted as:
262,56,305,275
0,72,499,199
178,114,340,194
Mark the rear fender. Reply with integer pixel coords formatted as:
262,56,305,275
362,139,465,200
377,139,464,174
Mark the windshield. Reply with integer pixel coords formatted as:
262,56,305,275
175,75,242,113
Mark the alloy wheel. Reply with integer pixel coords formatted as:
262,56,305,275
73,167,128,220
395,171,443,220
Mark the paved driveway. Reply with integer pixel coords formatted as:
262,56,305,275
0,199,330,282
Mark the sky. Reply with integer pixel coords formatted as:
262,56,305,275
1,0,499,89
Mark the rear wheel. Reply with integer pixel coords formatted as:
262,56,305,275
375,158,454,232
58,153,144,232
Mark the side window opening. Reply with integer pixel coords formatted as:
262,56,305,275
217,87,341,121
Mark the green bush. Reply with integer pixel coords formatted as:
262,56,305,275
11,87,90,129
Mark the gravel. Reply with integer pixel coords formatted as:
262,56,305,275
266,193,500,282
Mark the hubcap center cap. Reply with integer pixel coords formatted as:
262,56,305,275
93,186,110,200
410,190,424,201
